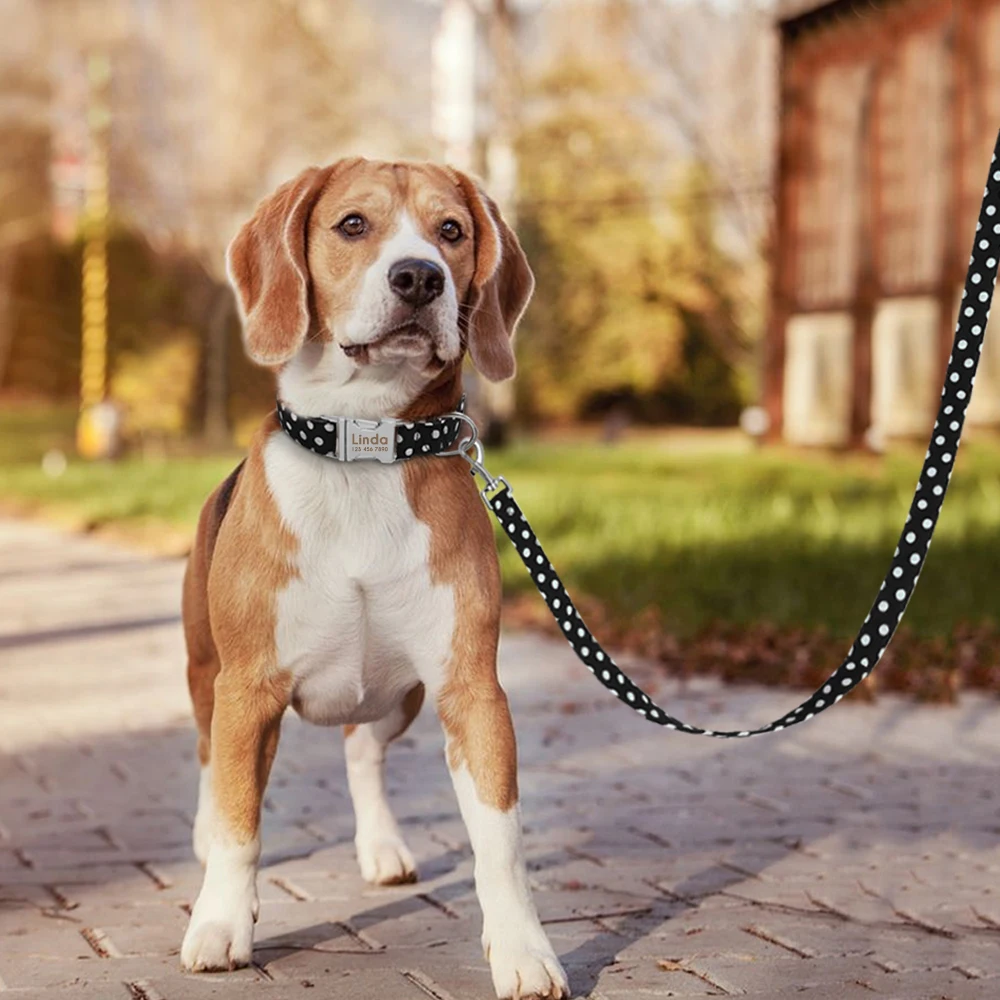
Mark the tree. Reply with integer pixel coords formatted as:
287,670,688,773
513,2,748,424
17,0,398,436
119,0,398,439
0,1,54,391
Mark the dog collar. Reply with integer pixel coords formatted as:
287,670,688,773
276,397,471,464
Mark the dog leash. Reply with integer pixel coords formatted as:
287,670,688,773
275,136,1000,738
458,132,1000,738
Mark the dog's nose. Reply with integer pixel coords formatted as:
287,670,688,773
388,258,445,307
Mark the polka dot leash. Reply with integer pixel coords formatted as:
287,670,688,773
484,134,1000,738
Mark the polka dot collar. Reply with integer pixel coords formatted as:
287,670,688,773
276,397,468,464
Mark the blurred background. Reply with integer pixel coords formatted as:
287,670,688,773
2,0,1000,697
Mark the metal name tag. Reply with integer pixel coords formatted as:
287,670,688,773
339,417,397,463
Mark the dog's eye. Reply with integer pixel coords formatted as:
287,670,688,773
440,219,463,243
337,214,368,238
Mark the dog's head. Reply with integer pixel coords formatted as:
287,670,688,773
226,159,533,388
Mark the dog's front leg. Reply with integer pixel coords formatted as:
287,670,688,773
181,671,286,972
437,625,569,1000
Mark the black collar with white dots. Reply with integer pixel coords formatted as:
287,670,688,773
275,397,468,465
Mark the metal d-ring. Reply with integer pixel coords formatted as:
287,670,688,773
437,411,480,458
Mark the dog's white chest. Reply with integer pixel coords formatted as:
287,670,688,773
264,433,455,726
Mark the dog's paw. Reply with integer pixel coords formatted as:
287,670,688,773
181,912,254,972
181,877,258,972
486,934,569,999
356,835,418,885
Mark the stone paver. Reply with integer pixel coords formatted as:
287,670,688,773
2,517,1000,999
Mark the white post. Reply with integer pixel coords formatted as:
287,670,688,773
432,0,478,172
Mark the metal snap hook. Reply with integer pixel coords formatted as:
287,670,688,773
436,410,508,503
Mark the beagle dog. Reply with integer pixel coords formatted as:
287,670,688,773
180,159,569,1000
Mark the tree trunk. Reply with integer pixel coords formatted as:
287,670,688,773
203,285,232,446
0,249,16,393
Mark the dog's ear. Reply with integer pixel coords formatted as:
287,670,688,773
226,164,338,366
453,171,534,382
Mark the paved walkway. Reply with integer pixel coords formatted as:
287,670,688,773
2,518,1000,999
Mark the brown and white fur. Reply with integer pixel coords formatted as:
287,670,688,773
180,159,569,1000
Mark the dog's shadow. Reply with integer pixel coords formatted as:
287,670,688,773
252,830,795,997
251,734,814,997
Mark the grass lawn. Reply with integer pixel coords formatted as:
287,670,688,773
496,436,1000,640
3,404,1000,652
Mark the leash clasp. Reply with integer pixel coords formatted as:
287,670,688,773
464,439,509,504
460,437,510,505
439,411,510,505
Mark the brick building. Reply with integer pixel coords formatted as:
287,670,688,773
766,0,1000,446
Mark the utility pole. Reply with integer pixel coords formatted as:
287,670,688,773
481,0,519,444
432,0,523,444
76,51,120,459
432,0,477,172
485,0,517,219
